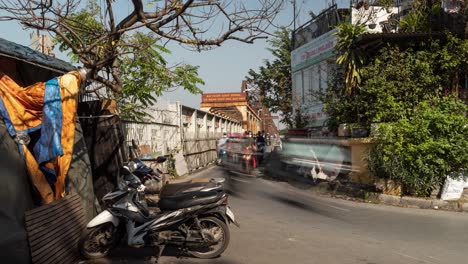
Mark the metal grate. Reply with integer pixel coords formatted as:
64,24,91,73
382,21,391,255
25,194,85,264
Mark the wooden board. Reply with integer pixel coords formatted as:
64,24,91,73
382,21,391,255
25,194,86,264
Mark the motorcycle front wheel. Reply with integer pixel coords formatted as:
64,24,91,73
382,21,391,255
78,223,121,259
188,216,230,259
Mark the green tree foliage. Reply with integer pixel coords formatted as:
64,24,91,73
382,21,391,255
1,0,284,120
368,96,468,197
399,0,445,32
318,35,468,197
1,0,284,92
334,22,367,96
55,5,204,121
293,109,308,129
319,36,468,129
246,28,294,128
117,33,204,121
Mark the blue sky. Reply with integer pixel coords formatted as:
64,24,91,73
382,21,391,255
0,0,349,111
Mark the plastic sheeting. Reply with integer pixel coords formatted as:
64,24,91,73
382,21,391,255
0,118,96,264
78,113,127,204
0,119,34,264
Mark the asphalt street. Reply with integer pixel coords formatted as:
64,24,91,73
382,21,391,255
87,166,468,264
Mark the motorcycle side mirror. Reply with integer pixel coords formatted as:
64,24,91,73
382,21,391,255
127,161,137,172
156,156,167,163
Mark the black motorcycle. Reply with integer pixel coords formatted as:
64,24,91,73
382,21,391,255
78,159,239,260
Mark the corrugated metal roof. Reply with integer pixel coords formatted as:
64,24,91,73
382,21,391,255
0,37,75,73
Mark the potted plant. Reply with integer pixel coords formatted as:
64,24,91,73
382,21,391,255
349,123,369,138
379,0,395,13
338,123,351,137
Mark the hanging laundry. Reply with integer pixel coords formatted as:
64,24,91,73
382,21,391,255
0,71,82,204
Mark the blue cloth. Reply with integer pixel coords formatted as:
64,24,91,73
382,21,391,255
40,165,58,186
33,78,63,164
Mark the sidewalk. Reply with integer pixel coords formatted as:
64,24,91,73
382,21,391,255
262,150,468,213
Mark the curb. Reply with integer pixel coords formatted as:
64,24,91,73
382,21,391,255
263,165,468,213
373,194,468,212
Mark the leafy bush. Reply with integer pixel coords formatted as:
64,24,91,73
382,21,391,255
368,96,468,197
318,36,468,130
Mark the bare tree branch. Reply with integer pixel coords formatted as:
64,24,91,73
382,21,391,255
0,0,286,93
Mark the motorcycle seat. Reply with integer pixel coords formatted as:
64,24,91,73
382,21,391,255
158,190,224,211
159,181,221,198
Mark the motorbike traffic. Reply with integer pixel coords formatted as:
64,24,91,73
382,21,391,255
78,157,239,261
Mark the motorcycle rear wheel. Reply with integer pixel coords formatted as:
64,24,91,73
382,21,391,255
78,223,121,259
188,216,230,259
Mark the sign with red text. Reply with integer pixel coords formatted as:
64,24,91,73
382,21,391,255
201,93,247,103
291,28,338,72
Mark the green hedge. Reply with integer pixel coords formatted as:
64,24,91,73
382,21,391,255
368,97,467,197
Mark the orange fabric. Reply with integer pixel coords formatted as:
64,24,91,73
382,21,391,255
0,74,44,131
55,73,81,199
0,71,81,203
21,145,54,203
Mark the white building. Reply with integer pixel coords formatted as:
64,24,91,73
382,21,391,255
291,3,401,129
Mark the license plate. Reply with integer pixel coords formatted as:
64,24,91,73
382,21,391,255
226,207,235,222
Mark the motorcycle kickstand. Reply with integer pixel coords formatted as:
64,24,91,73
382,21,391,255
150,245,165,264
177,246,189,258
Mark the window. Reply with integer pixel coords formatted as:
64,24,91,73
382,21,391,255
320,61,328,91
303,68,312,102
293,71,303,105
311,64,320,102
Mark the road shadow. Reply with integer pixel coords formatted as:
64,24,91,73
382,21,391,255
84,245,240,264
257,190,348,222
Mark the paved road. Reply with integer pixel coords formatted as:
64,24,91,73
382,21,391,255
88,166,468,264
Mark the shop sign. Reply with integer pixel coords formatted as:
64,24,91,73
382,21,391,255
201,93,246,103
291,28,338,72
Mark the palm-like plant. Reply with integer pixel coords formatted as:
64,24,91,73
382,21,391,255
334,22,367,96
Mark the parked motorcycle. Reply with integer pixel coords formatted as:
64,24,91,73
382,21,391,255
78,159,239,260
131,157,168,194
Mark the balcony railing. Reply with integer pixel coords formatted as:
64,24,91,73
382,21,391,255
293,2,466,51
292,4,349,50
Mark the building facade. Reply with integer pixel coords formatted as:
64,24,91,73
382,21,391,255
290,1,462,129
291,5,346,128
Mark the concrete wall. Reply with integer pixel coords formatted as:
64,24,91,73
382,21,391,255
181,105,241,171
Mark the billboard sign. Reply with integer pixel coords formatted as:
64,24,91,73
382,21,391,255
201,93,247,103
291,28,338,72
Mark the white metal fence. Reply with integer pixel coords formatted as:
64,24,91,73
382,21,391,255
124,121,180,157
123,102,242,172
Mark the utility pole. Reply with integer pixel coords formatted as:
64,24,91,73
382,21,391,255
30,30,54,57
293,0,296,31
292,0,296,49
